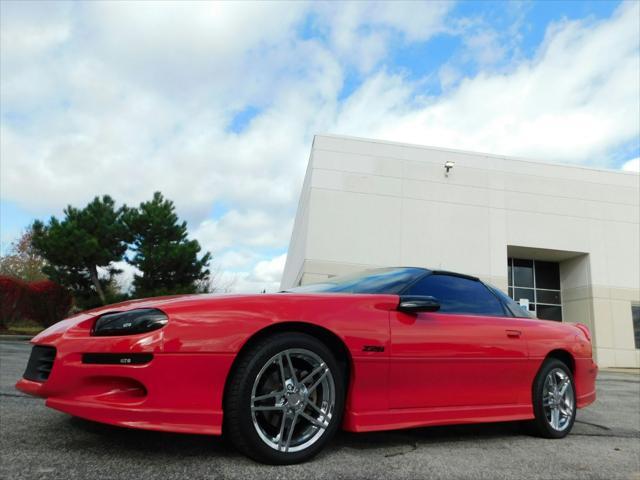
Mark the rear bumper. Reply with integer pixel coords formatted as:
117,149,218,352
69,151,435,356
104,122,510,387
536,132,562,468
15,337,235,435
577,388,596,408
575,358,598,408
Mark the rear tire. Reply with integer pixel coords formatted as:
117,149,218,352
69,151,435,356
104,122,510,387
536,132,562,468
527,358,576,438
224,332,345,464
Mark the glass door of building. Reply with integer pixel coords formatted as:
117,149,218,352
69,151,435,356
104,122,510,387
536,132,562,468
507,258,562,321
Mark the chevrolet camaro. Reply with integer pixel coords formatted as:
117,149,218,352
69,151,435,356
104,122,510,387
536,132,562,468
16,267,597,464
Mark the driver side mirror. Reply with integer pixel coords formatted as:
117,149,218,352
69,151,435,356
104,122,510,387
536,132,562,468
398,295,440,313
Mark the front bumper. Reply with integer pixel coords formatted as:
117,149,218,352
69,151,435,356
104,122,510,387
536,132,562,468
15,333,235,435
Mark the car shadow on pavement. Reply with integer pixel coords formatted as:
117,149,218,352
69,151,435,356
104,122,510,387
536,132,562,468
67,416,233,457
334,422,523,452
65,415,524,459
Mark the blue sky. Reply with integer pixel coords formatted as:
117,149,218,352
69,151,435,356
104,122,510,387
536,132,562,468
1,1,638,291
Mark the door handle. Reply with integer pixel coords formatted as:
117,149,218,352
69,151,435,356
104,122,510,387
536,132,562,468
506,329,522,338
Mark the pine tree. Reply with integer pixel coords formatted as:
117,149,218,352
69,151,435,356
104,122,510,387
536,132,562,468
31,195,129,307
125,192,211,298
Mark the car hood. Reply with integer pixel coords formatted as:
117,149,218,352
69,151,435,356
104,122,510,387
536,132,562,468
80,293,258,316
30,293,267,343
31,292,400,345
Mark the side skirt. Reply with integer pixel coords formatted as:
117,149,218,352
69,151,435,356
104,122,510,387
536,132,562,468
342,403,534,433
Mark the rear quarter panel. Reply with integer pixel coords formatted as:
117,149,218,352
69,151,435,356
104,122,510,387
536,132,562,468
525,319,597,407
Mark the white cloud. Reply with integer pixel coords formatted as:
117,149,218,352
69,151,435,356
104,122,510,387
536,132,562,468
622,157,640,173
114,261,139,294
253,254,288,284
98,260,140,294
193,209,293,254
1,1,638,292
336,2,640,165
464,30,507,67
212,253,287,293
216,250,258,271
312,1,452,73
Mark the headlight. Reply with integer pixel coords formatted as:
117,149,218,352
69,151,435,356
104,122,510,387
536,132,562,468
92,308,169,336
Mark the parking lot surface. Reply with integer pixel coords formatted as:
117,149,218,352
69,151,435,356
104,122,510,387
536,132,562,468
1,340,639,479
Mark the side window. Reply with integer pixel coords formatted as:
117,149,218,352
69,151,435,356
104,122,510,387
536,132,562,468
405,274,506,316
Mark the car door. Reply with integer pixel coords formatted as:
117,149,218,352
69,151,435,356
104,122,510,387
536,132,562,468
389,273,531,410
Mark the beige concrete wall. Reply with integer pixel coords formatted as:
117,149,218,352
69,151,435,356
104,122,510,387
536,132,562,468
281,134,640,367
280,147,314,289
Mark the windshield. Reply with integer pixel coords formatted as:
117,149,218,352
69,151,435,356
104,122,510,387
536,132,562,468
284,267,428,294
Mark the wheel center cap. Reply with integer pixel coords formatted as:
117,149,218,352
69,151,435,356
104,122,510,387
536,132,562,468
287,392,303,407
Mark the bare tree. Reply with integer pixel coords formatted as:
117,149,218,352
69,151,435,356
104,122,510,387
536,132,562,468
0,229,47,281
199,265,237,294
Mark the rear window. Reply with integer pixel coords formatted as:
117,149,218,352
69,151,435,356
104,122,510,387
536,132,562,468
486,284,534,318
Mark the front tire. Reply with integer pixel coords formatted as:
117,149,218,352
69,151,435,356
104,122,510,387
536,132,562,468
528,359,576,438
224,332,345,464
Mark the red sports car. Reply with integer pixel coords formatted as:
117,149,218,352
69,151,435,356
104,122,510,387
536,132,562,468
16,267,597,464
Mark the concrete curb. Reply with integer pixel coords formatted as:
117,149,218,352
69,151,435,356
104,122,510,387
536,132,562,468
0,335,33,342
600,367,640,375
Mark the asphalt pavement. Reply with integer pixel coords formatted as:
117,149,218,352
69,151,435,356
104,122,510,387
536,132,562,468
1,340,639,480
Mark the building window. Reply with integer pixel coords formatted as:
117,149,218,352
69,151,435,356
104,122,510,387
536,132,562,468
632,305,640,349
508,258,562,321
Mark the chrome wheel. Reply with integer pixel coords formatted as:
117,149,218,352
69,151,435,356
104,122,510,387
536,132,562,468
543,368,574,431
250,348,335,453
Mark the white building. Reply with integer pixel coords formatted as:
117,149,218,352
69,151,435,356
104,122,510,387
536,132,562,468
281,134,640,368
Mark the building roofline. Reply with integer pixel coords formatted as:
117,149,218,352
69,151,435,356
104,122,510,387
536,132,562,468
313,133,639,177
